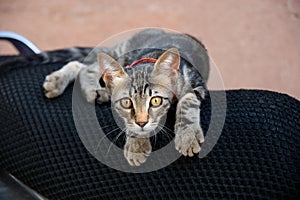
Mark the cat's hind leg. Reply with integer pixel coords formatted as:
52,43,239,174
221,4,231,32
43,61,85,98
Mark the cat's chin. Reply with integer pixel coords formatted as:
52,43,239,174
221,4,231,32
126,130,153,138
128,135,150,139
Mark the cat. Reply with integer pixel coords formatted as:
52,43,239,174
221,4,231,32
43,29,210,166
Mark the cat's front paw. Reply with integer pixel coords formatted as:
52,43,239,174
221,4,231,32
43,71,68,98
175,126,204,157
124,137,152,166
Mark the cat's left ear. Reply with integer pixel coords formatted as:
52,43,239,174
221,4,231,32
98,53,127,91
152,48,180,79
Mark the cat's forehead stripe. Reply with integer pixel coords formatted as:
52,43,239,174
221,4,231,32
126,66,154,97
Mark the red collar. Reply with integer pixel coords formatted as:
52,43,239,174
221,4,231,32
125,58,157,69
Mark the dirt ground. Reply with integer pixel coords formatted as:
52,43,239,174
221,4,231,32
0,0,299,99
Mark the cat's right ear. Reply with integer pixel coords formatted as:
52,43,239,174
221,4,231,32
98,53,127,91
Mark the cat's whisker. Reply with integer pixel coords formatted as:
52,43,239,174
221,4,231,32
157,123,168,132
106,128,126,155
159,124,174,133
160,128,172,141
94,127,122,154
151,130,158,148
157,124,174,141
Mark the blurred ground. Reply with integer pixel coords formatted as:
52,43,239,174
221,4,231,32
0,0,299,99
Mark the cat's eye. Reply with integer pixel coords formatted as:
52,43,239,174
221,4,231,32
120,98,132,109
150,97,162,107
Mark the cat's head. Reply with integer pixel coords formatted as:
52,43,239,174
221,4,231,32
98,48,180,138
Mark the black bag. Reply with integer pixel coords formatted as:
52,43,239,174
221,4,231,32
0,50,299,199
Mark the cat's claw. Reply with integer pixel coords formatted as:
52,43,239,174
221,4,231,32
43,71,67,98
175,126,204,157
124,137,151,166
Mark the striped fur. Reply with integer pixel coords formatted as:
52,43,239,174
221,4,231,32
43,29,209,166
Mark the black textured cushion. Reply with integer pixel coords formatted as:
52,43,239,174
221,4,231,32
0,51,299,199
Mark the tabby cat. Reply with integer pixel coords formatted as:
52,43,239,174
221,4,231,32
43,29,209,166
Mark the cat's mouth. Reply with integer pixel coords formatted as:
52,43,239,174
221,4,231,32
126,122,161,138
126,130,152,138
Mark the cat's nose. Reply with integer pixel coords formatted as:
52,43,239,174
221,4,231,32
135,112,149,128
136,121,148,128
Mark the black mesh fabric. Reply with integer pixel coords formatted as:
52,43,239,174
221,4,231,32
0,51,299,199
